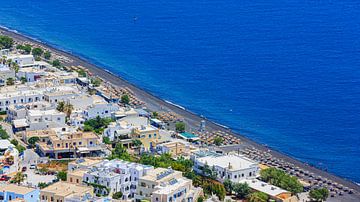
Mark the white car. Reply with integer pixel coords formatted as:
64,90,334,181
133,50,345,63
29,165,36,169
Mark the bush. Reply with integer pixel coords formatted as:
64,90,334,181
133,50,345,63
103,137,111,144
0,35,14,49
10,139,18,146
0,127,9,139
309,188,329,202
44,51,51,59
56,171,67,181
112,191,123,199
175,122,186,133
233,182,250,199
260,167,303,194
52,59,61,67
28,136,40,147
121,94,130,104
16,145,26,153
32,47,44,57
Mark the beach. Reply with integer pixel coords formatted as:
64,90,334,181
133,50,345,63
1,26,359,201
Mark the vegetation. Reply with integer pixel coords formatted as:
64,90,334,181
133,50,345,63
52,59,61,67
132,139,142,147
83,116,113,134
0,111,6,115
197,196,204,202
112,191,123,199
248,191,269,202
202,180,226,200
38,182,49,189
76,69,87,77
309,188,329,202
32,47,44,57
91,77,102,87
44,51,51,59
260,167,303,194
6,77,14,86
16,44,32,54
0,126,9,139
11,172,25,184
56,171,67,181
175,122,186,133
16,145,26,153
10,139,18,146
28,136,40,147
109,143,133,162
103,136,111,144
233,182,251,199
0,35,14,49
223,179,233,193
213,137,224,146
56,101,73,118
20,76,27,84
152,111,159,118
121,94,130,105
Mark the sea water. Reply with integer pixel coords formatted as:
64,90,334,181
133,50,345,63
0,0,359,182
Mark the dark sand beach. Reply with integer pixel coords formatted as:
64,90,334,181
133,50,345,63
1,27,359,201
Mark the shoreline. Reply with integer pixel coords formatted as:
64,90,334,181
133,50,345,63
1,26,359,199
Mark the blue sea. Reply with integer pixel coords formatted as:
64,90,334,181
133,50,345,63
1,0,359,182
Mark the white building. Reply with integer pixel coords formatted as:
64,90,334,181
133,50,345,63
6,54,35,68
0,64,15,86
83,102,120,120
82,159,154,199
192,152,259,183
13,109,66,131
0,140,19,175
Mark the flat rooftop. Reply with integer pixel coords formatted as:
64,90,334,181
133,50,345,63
196,154,257,171
41,181,92,197
0,184,36,195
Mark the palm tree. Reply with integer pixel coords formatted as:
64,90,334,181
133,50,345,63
56,101,65,112
12,172,25,184
63,102,74,118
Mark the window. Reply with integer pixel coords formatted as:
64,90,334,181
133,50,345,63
70,178,73,182
76,179,79,183
57,144,60,147
148,134,152,138
79,142,82,145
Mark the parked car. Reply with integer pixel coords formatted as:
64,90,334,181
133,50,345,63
29,164,36,169
22,167,27,172
0,175,10,181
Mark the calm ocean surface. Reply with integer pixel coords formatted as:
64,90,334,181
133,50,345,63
1,0,359,182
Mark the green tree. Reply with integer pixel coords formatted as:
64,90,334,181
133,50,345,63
91,77,102,87
175,122,186,133
132,139,142,147
63,102,74,118
28,136,40,147
121,94,130,105
20,76,27,84
56,101,65,112
223,179,233,194
32,47,43,57
233,182,250,199
12,172,25,184
0,127,9,139
0,35,14,49
38,182,49,189
152,111,158,118
260,167,303,194
248,191,269,202
112,191,123,199
44,51,51,59
52,59,61,67
6,77,14,86
10,139,18,146
110,143,132,161
197,196,204,202
309,188,329,202
16,145,26,153
57,171,67,181
103,137,111,144
213,137,224,146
